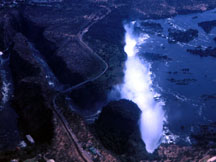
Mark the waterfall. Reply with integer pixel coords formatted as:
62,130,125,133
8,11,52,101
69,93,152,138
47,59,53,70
117,22,164,153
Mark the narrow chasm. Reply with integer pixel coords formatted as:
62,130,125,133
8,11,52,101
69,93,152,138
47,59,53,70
0,10,55,156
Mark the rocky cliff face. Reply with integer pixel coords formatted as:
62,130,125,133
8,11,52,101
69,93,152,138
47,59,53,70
0,3,116,161
95,99,142,154
0,0,216,161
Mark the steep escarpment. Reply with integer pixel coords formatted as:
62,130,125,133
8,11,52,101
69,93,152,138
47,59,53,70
10,33,54,143
1,0,216,161
95,100,141,153
21,5,106,87
0,5,117,161
19,17,84,86
0,10,55,161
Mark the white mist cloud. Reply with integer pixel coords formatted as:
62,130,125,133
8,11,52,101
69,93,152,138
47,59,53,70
117,22,164,153
124,24,137,57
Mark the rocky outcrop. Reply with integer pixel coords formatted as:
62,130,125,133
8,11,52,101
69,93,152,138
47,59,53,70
139,22,163,35
168,28,198,43
95,99,142,154
167,78,196,85
191,122,216,147
198,20,216,34
187,46,216,57
140,52,172,62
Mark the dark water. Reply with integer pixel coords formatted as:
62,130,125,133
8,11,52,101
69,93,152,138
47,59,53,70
136,9,216,144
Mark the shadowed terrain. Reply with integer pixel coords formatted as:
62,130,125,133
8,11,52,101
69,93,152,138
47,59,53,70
0,0,216,161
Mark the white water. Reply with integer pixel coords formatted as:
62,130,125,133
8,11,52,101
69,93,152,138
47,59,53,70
117,22,165,153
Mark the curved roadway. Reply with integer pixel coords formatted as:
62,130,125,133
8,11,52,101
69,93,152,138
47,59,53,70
52,6,111,162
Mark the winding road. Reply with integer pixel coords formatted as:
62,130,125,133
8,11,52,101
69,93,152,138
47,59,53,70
52,6,111,162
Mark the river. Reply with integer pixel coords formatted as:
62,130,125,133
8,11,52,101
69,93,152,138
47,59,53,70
115,8,216,153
